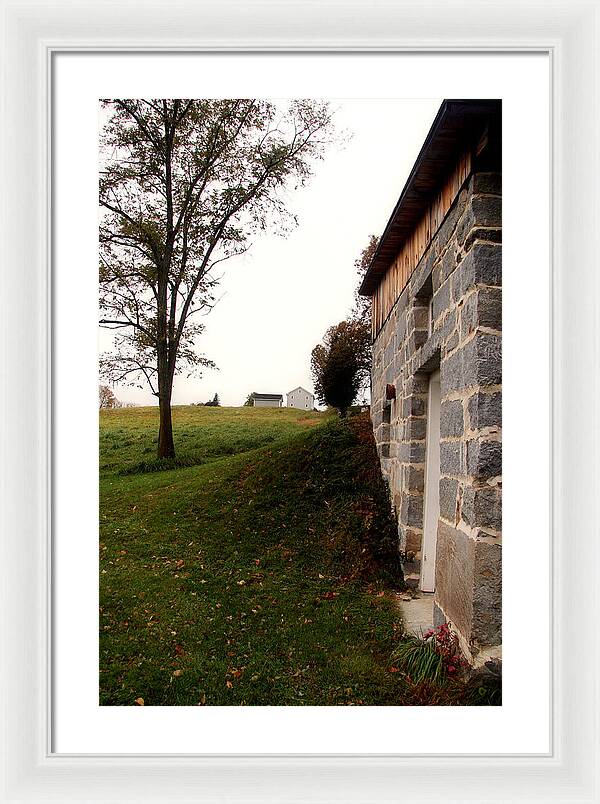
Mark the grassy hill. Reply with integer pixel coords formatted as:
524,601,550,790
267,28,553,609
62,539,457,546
99,406,475,706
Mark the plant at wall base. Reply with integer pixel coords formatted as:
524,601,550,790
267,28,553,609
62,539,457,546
392,622,467,685
392,635,445,684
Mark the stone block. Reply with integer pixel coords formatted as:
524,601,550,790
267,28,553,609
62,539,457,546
384,339,395,366
461,485,502,530
466,438,502,479
477,286,502,332
378,423,391,442
432,281,451,324
433,602,446,628
410,304,429,331
405,417,428,441
463,227,502,252
413,338,441,375
456,242,502,295
471,194,502,228
440,244,457,283
456,206,476,247
399,441,426,463
468,391,502,431
440,347,463,394
403,528,422,555
434,521,474,642
461,333,502,389
402,395,426,417
405,374,430,395
444,331,459,355
472,172,501,196
396,310,407,343
371,408,383,429
400,493,424,527
440,440,463,475
459,287,501,340
440,400,464,438
439,477,459,522
435,308,457,343
471,540,502,646
403,464,425,492
408,328,428,355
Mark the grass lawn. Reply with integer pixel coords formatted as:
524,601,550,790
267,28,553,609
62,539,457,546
100,405,482,705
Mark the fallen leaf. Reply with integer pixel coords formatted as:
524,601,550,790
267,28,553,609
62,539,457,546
134,697,145,706
172,669,183,677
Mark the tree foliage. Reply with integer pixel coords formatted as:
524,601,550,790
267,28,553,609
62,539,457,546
99,384,121,409
243,393,256,407
350,234,379,329
99,98,337,457
311,320,371,417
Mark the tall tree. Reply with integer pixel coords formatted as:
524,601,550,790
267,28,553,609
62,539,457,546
100,99,336,458
311,319,371,418
350,234,379,329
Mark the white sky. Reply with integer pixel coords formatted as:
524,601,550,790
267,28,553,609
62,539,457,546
101,99,441,407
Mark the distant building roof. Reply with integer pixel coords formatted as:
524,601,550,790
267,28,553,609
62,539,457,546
287,386,313,396
252,393,283,400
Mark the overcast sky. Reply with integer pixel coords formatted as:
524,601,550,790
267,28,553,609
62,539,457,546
101,98,441,407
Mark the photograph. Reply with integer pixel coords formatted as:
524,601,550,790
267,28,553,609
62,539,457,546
98,96,502,707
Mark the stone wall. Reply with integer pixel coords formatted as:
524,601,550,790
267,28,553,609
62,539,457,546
370,170,502,661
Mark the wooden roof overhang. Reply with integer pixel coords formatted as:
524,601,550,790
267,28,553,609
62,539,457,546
359,99,501,297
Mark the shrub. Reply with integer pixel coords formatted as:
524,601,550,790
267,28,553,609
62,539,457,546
392,623,467,684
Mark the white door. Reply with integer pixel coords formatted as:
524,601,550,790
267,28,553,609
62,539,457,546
420,370,441,593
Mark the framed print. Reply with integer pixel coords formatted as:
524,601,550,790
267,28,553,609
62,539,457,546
1,0,598,802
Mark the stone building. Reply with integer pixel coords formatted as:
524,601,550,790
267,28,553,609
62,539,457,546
359,100,501,664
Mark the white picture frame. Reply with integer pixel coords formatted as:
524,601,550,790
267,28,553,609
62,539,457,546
1,1,598,801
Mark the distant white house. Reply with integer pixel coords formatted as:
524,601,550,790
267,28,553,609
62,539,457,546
252,393,283,408
286,386,314,410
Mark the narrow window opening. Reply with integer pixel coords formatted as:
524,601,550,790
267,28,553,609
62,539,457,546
382,403,392,425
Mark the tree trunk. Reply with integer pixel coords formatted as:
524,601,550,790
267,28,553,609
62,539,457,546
158,392,175,459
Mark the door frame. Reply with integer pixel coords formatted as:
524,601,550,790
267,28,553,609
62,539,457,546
420,369,441,593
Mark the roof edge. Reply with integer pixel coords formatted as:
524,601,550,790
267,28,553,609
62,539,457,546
359,99,501,297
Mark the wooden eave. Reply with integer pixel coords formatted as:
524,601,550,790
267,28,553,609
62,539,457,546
359,99,501,297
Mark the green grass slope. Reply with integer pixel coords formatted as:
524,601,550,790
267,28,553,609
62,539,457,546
100,406,480,706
